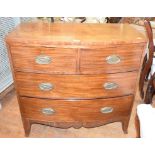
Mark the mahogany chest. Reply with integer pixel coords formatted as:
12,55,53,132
6,22,146,136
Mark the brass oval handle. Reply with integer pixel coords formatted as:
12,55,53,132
106,55,121,64
39,83,54,91
35,55,52,64
103,82,118,90
42,108,55,115
100,107,113,114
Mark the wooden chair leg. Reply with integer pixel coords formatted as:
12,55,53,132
135,114,140,138
145,67,151,81
144,74,155,104
139,54,148,99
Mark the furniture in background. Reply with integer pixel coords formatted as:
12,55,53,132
139,20,155,102
106,17,122,23
38,17,106,23
105,17,155,24
136,20,155,138
6,22,146,136
57,17,86,23
143,21,155,104
119,17,155,25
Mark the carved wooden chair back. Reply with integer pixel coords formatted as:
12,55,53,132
137,20,155,138
139,20,154,99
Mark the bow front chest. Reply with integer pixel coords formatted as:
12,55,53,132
6,22,146,136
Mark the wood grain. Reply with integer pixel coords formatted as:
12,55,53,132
19,95,133,122
139,20,154,99
10,47,77,74
0,88,143,138
6,22,146,48
6,22,147,136
15,71,138,99
80,45,144,74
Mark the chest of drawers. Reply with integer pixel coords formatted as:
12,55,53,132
6,22,146,137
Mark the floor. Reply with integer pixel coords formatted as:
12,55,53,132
0,88,143,138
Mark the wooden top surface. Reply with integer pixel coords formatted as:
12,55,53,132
6,22,146,47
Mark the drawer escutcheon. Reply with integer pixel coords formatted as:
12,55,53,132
42,108,55,115
39,83,54,91
100,107,113,114
35,55,52,64
106,55,121,64
103,82,118,90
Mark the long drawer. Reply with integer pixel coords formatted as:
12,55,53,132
15,71,138,99
80,45,143,74
10,47,77,74
19,95,133,122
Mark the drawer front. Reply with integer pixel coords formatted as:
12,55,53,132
19,95,133,122
80,45,143,74
10,47,77,74
15,71,137,99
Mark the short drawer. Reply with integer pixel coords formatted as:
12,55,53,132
15,71,137,99
80,45,143,74
10,47,77,74
19,95,133,123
